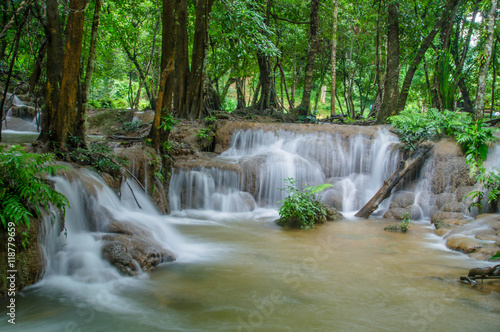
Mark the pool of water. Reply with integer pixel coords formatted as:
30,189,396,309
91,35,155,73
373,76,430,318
1,210,499,331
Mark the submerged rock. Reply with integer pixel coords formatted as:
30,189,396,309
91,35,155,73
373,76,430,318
102,234,175,276
101,221,175,276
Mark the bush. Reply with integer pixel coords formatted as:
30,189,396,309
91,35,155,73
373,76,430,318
276,178,332,229
0,146,69,248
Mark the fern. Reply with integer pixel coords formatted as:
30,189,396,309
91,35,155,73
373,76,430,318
0,145,69,249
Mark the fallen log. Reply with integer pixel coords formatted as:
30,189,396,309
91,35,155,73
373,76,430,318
355,143,434,218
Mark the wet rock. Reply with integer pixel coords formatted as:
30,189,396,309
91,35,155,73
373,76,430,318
322,202,344,221
389,191,415,208
468,265,500,277
434,220,453,230
322,189,343,210
446,236,483,254
384,223,408,233
102,234,175,276
383,208,410,220
435,193,456,209
441,202,466,213
430,211,466,223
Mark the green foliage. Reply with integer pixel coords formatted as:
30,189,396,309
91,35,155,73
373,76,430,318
390,108,499,211
467,168,500,211
196,128,212,141
122,120,142,132
489,251,500,261
65,139,128,176
297,111,319,124
159,114,179,131
384,212,413,233
277,178,332,229
0,146,69,248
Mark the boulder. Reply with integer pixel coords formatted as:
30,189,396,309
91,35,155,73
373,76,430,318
446,236,483,254
102,234,175,276
430,211,466,223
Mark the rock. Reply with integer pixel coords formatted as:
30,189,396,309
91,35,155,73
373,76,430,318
321,202,344,221
384,223,408,233
322,189,343,210
102,233,175,276
431,211,466,223
446,236,483,254
389,191,415,208
383,208,410,220
434,220,453,230
468,265,500,277
441,202,466,213
435,228,452,237
435,193,456,209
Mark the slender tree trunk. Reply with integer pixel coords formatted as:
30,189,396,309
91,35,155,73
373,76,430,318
28,38,47,95
174,0,189,117
492,40,497,117
53,0,86,148
475,0,498,117
330,0,338,116
377,2,400,122
236,77,246,109
396,0,461,113
75,0,102,143
297,0,320,116
0,15,26,141
39,0,63,142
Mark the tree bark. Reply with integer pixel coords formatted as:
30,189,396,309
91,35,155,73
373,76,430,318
75,0,103,143
355,143,433,218
396,0,461,114
185,0,215,119
236,77,246,109
150,0,175,150
174,0,189,117
28,38,47,95
377,2,400,122
330,0,338,116
475,0,498,117
53,0,86,148
39,0,63,142
297,0,320,116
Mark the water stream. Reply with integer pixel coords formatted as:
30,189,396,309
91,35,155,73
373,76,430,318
1,126,500,331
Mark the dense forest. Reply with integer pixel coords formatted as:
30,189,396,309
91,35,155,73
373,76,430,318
0,0,499,149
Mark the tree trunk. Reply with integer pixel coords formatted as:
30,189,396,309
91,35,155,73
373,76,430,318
39,0,63,142
396,0,461,114
53,0,86,149
150,0,175,150
75,0,103,143
297,0,320,116
174,0,189,117
377,2,400,122
355,143,433,218
475,0,498,117
236,77,246,109
185,0,215,119
28,38,47,95
0,15,26,142
492,40,497,116
330,0,338,116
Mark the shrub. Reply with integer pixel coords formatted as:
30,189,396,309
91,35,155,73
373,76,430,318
0,145,69,248
276,178,332,229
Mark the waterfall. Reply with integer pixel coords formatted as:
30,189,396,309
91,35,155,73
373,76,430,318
169,126,400,216
35,168,198,306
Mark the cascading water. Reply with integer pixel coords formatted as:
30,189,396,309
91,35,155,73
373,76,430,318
34,168,201,310
169,127,400,217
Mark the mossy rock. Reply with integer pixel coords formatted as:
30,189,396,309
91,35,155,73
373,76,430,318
384,223,408,233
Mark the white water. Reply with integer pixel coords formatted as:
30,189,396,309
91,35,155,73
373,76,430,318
32,168,207,312
169,128,400,217
2,93,40,133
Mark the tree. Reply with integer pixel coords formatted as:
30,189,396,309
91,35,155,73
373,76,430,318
296,0,320,117
377,2,400,122
475,0,498,116
52,0,86,149
330,0,338,116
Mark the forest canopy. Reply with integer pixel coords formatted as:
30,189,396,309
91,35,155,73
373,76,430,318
0,0,499,148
